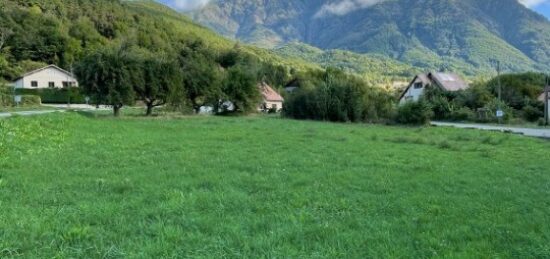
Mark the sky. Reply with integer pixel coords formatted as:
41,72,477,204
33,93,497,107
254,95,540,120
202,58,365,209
159,0,550,19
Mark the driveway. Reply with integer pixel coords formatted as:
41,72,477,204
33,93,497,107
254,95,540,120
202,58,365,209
432,122,550,139
0,110,65,118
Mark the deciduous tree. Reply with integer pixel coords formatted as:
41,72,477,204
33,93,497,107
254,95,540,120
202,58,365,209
75,46,135,116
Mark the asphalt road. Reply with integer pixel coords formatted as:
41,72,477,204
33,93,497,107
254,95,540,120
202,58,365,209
432,122,550,139
0,110,65,118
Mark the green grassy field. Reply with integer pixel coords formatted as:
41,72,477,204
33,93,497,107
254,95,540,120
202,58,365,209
1,113,549,258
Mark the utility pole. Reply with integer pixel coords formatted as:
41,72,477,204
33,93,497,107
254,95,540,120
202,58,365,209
545,75,549,126
496,61,503,124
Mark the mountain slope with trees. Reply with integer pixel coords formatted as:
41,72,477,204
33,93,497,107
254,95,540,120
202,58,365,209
0,0,317,82
192,0,550,75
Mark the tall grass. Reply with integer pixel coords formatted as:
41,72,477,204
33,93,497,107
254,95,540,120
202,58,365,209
1,113,549,257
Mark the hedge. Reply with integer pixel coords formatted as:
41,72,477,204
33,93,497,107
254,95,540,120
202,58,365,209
20,95,42,106
15,88,88,104
1,94,41,107
0,94,13,107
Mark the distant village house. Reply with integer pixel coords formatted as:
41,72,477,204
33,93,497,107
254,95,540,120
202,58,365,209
399,72,469,104
539,90,550,116
284,78,302,93
258,82,284,112
538,92,549,103
12,65,78,89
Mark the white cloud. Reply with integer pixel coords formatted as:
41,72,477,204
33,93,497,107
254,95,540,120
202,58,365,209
315,0,386,18
165,0,211,11
519,0,547,7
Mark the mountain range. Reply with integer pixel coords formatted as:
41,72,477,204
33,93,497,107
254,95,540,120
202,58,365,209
189,0,550,75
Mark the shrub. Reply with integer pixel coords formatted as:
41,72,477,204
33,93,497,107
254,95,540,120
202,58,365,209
450,107,475,122
0,84,13,107
478,98,514,123
395,100,433,125
429,95,452,120
283,68,394,123
15,88,87,104
522,105,543,122
20,95,42,106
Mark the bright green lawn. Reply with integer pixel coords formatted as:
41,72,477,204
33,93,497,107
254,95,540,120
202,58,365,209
1,113,549,258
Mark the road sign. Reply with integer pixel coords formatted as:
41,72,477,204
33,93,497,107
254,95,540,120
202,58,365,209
496,110,504,118
14,95,22,104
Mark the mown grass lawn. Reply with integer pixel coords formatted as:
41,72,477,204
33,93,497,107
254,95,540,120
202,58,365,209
1,112,549,258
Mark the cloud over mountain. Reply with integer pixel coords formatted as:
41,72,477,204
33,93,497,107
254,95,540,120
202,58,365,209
519,0,547,7
315,0,385,17
162,0,210,11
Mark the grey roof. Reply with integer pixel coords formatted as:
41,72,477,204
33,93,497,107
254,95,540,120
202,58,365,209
429,72,469,91
399,72,469,101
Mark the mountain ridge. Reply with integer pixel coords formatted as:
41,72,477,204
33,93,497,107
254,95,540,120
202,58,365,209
190,0,550,75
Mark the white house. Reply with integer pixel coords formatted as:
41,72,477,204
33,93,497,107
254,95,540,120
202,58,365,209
12,65,78,89
539,91,550,116
258,82,284,112
399,72,469,104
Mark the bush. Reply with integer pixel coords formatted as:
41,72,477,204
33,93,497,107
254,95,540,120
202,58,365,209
395,100,433,125
481,98,514,123
450,107,475,122
20,95,42,106
0,94,13,107
15,88,87,104
522,104,544,122
0,84,13,107
283,68,395,123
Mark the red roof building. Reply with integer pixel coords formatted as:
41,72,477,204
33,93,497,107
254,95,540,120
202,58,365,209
258,82,284,112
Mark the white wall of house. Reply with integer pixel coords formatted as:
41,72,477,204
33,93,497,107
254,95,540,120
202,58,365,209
14,66,78,89
260,101,283,111
399,78,426,104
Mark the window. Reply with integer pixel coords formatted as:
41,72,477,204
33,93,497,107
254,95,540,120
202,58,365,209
414,82,423,89
62,81,69,88
31,81,38,87
48,82,55,88
272,104,277,109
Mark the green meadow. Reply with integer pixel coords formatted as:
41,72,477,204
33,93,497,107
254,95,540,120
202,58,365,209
1,113,549,258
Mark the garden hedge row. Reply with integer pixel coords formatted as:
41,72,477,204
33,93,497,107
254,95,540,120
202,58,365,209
15,88,88,104
1,94,42,107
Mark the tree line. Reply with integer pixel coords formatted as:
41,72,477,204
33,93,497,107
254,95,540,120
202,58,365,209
283,71,549,125
74,41,291,116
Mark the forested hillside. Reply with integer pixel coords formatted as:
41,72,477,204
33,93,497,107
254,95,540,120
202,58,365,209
0,0,317,82
273,42,419,85
192,0,550,75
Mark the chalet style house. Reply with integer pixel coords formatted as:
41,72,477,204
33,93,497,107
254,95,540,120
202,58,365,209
12,65,78,89
399,72,469,104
